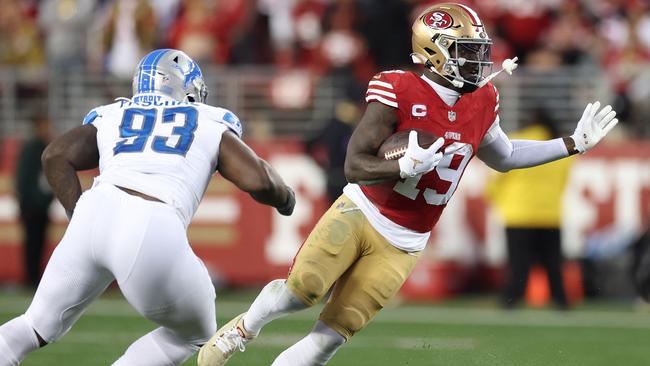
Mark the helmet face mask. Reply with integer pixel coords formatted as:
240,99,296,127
189,81,209,104
179,56,208,103
411,3,493,91
133,49,209,103
446,37,493,90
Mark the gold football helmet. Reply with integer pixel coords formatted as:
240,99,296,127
411,3,492,89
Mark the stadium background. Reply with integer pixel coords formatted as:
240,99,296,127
1,0,650,365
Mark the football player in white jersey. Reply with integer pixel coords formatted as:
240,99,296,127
0,49,295,366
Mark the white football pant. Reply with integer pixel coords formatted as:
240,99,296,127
22,183,216,357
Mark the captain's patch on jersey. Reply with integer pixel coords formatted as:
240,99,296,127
411,104,427,117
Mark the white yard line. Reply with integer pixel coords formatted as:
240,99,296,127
53,330,477,351
374,306,650,329
2,297,650,330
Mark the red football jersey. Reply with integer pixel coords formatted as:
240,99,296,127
361,70,499,232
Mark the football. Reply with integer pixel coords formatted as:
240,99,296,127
377,129,440,160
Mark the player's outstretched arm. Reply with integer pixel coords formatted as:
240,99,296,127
42,124,99,218
478,102,618,172
344,102,402,183
217,131,295,216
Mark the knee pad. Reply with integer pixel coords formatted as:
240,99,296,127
23,309,68,343
320,304,371,340
286,271,329,307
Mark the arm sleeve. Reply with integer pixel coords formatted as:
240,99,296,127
477,118,569,172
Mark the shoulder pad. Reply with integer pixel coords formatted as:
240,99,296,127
372,70,407,88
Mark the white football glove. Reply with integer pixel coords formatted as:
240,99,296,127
397,131,445,179
571,101,618,154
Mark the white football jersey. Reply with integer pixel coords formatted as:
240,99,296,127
82,93,243,227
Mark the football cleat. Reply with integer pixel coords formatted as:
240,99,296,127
197,313,256,366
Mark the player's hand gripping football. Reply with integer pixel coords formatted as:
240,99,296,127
397,131,445,179
571,101,618,154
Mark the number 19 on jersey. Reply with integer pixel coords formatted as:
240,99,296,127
393,142,473,205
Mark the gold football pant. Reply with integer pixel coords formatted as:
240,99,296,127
286,194,421,340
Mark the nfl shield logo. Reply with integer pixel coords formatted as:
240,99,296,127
448,111,457,122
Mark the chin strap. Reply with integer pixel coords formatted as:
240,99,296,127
413,54,465,88
448,76,465,88
412,53,519,89
476,57,519,88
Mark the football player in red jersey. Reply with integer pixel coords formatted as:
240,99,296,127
198,3,618,366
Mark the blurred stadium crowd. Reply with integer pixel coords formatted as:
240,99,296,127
1,0,650,136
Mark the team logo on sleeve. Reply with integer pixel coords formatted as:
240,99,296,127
423,11,453,30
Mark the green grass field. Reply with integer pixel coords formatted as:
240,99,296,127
1,289,650,366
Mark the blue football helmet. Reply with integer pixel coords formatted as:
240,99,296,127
132,49,208,103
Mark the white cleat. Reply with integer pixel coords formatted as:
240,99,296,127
198,313,256,366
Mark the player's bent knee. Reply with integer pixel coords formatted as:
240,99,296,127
319,318,358,341
286,274,328,307
320,304,377,341
114,327,200,366
147,313,215,345
23,311,67,344
141,304,216,346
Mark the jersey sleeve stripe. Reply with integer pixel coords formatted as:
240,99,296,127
367,88,397,99
494,103,499,112
366,95,398,108
369,80,394,90
82,110,99,125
